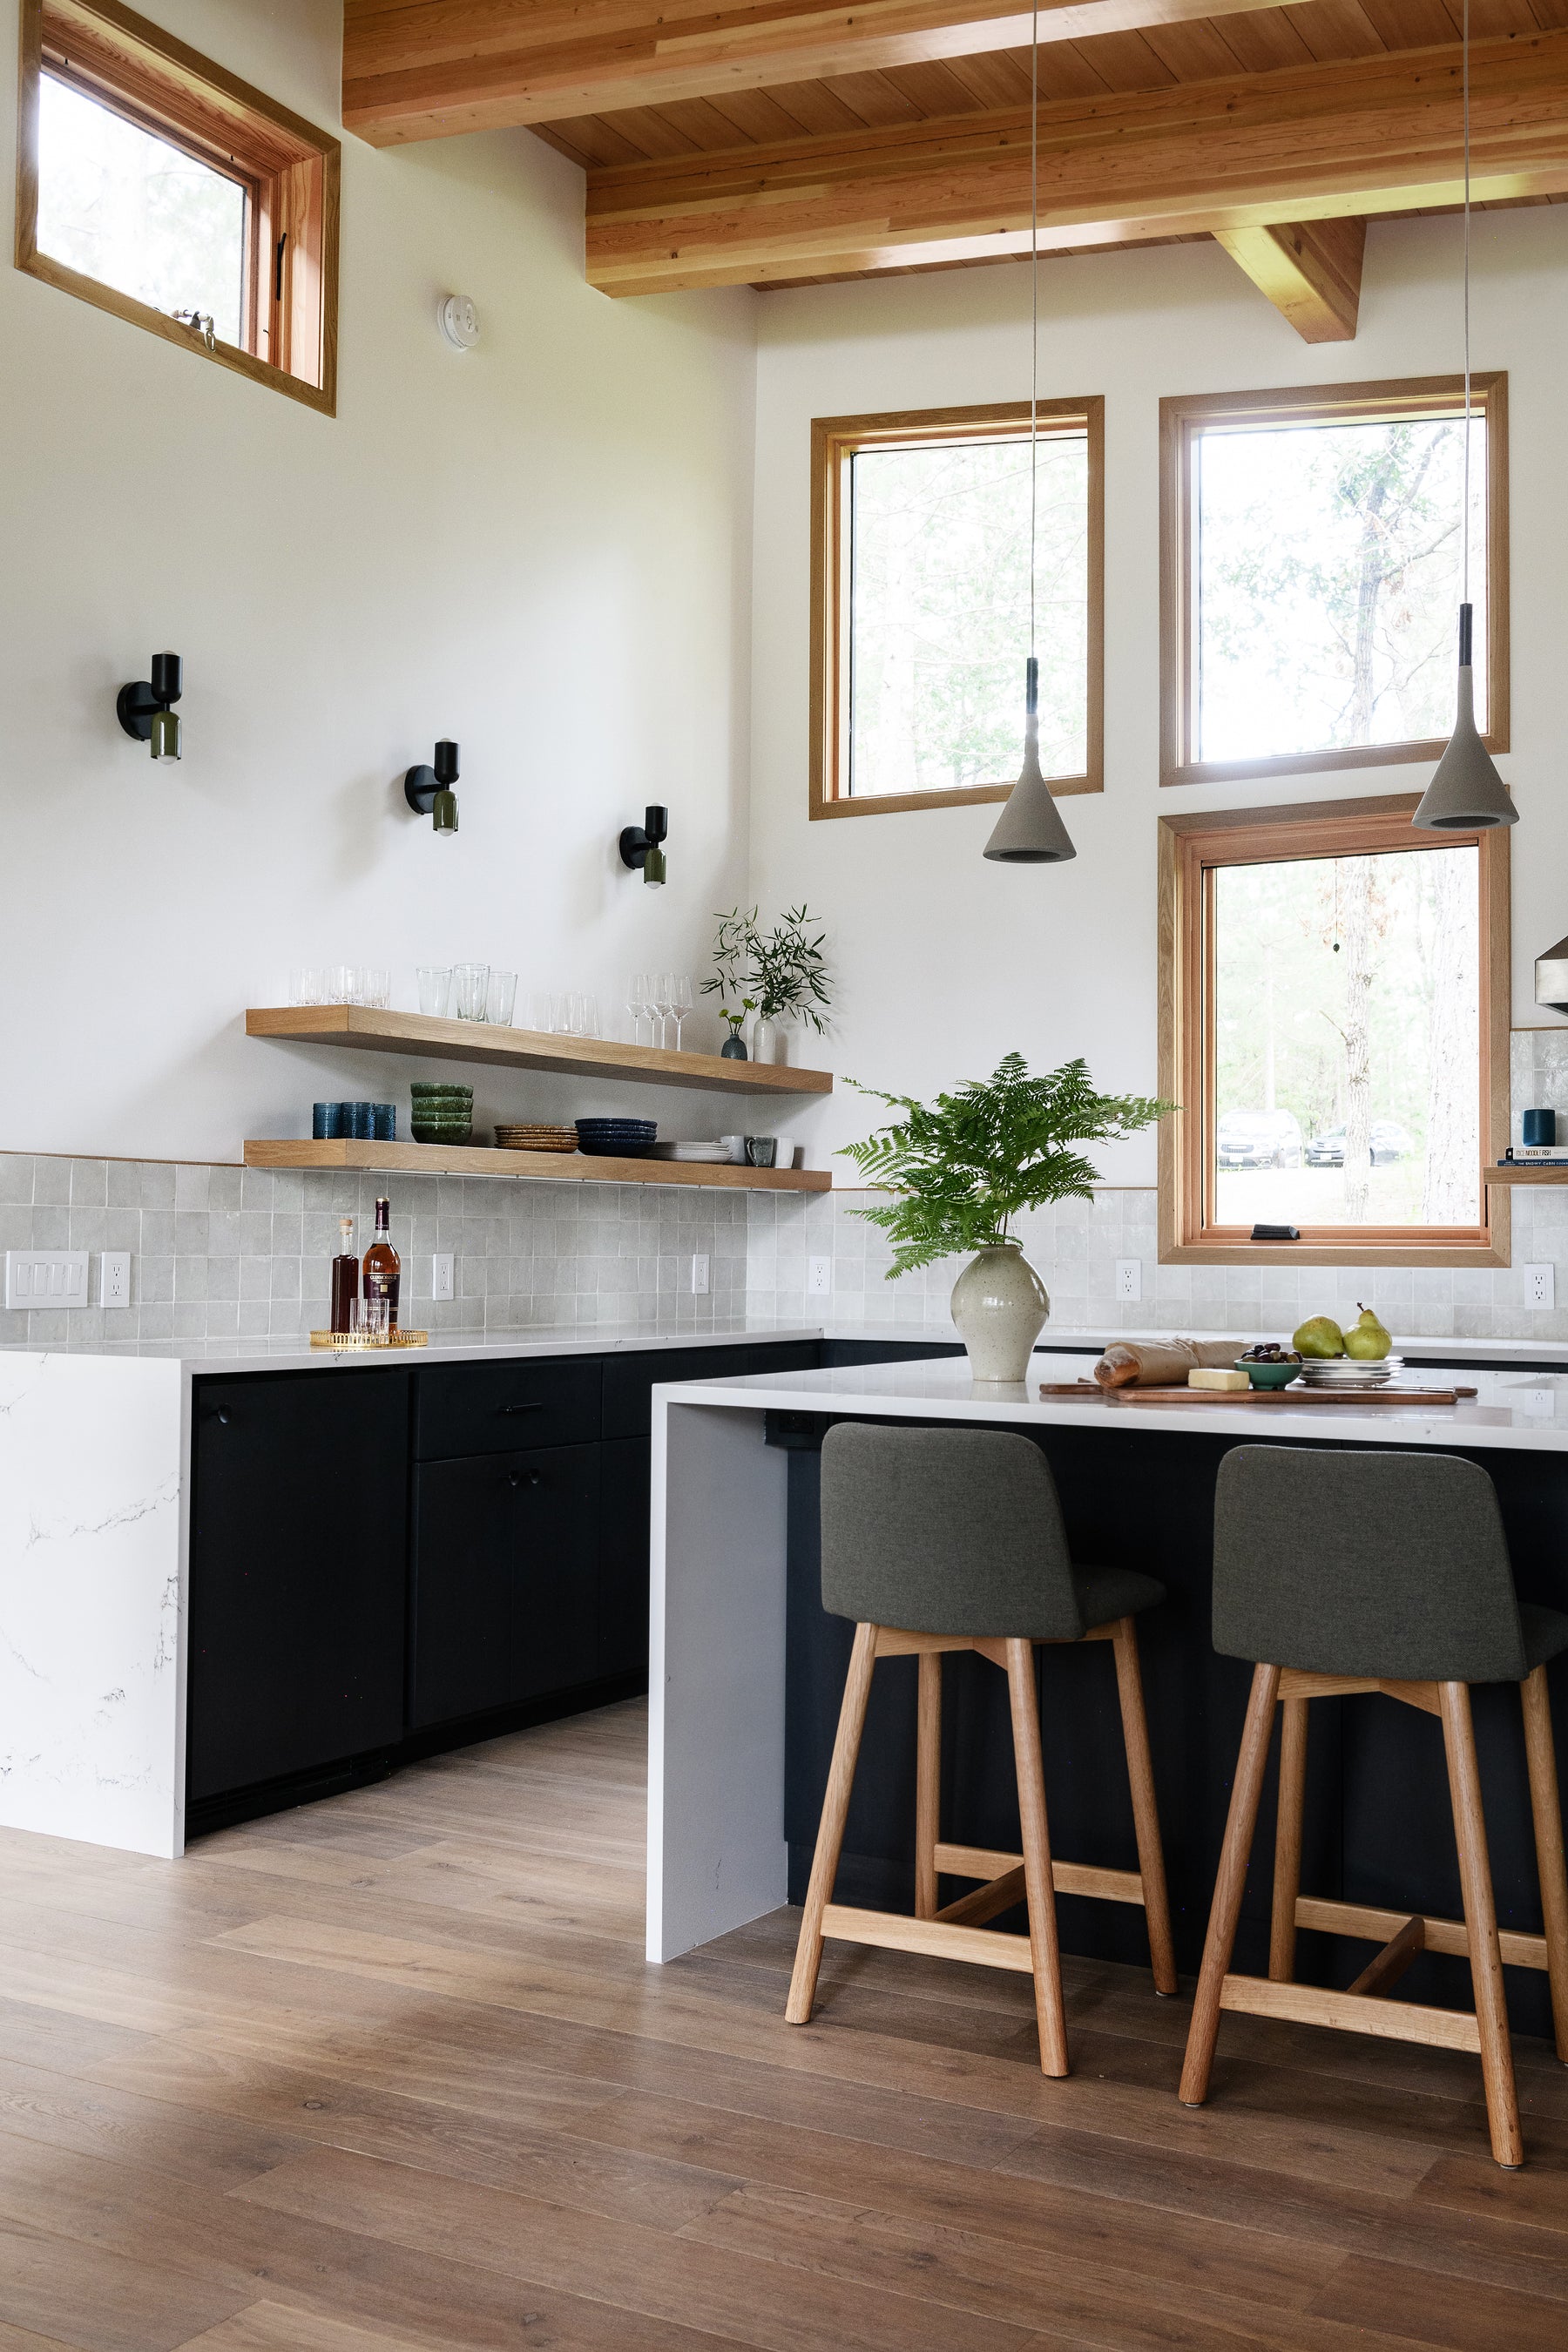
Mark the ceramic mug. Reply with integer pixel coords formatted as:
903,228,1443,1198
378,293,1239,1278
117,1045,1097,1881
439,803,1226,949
773,1135,796,1169
745,1137,777,1168
720,1134,747,1164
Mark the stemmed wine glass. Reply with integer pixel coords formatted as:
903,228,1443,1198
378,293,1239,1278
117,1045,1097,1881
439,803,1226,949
652,971,677,1049
671,974,693,1050
627,973,649,1047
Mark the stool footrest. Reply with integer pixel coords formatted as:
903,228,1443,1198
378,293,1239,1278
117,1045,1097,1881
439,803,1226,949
1295,1895,1551,1974
821,1902,1036,1974
1220,1970,1483,2053
935,1840,1146,1909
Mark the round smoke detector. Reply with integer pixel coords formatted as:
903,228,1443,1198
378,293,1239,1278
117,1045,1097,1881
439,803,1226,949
437,293,480,352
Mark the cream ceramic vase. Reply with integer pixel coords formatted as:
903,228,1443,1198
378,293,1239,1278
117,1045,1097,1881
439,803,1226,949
950,1242,1051,1382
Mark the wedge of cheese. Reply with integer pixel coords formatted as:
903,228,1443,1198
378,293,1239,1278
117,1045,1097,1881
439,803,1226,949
1188,1366,1249,1392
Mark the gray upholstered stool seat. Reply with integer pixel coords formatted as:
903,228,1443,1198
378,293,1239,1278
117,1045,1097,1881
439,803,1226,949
1180,1444,1568,2172
787,1422,1176,2077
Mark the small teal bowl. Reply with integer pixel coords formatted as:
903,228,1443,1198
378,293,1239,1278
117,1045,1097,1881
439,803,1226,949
1242,1360,1301,1389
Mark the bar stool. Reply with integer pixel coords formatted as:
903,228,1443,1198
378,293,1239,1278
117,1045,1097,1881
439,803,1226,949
1180,1444,1568,2168
786,1422,1177,2075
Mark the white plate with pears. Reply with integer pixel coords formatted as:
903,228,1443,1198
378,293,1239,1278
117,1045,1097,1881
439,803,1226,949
1294,1306,1399,1384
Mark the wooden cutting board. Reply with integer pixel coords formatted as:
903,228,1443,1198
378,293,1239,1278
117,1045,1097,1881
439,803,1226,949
1038,1380,1478,1406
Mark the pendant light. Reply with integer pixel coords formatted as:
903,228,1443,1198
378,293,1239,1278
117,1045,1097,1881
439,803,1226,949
1413,0,1516,833
984,5,1076,864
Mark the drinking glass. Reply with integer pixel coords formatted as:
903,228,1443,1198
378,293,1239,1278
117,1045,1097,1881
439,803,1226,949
527,990,553,1033
487,970,518,1025
628,974,650,1047
452,963,490,1021
671,974,693,1050
571,991,599,1038
363,967,391,1010
290,967,322,1006
322,964,350,1004
417,966,453,1017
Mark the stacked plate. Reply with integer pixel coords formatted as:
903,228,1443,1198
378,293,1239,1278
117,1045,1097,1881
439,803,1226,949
651,1141,732,1163
495,1123,576,1153
575,1117,658,1159
1298,1355,1404,1389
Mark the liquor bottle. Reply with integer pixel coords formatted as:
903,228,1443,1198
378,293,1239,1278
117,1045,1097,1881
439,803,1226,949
362,1195,401,1332
329,1216,359,1335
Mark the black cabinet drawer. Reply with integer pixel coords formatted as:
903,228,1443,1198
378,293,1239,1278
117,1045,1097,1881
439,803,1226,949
414,1357,602,1460
410,1443,601,1728
187,1371,409,1801
603,1340,821,1441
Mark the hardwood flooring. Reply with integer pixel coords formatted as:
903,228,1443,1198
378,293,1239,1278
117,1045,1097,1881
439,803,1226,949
1,1699,1567,2349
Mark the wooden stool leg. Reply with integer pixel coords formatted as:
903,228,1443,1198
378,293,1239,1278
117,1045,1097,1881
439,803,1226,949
1439,1680,1523,2168
1111,1617,1178,1997
787,1621,877,2026
1270,1697,1308,1983
1521,1665,1568,2065
1179,1663,1281,2107
1004,1636,1070,2077
916,1652,942,1921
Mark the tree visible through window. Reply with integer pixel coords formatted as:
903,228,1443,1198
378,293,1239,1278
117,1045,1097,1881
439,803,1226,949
810,402,1103,819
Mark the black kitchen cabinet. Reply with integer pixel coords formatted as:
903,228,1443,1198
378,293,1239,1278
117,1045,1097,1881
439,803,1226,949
598,1435,652,1681
186,1370,409,1804
411,1443,600,1727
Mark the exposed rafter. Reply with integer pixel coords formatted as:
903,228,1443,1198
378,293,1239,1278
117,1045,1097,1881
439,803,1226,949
581,31,1568,295
342,0,1300,144
1217,218,1367,341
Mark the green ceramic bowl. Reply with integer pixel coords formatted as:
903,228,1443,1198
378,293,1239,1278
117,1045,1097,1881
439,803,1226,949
409,1085,473,1102
1242,1360,1301,1389
411,1122,473,1145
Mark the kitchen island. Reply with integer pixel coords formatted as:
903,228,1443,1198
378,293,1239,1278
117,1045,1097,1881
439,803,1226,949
650,1352,1568,2039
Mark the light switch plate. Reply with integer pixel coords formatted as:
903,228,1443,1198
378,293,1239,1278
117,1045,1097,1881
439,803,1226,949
1115,1259,1142,1302
808,1257,832,1297
6,1250,90,1309
1524,1261,1555,1310
690,1254,710,1294
431,1253,455,1301
100,1251,131,1307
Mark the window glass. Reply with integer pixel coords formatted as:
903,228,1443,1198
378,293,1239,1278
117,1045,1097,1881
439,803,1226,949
37,72,246,345
1194,413,1486,764
847,432,1088,796
1211,844,1480,1229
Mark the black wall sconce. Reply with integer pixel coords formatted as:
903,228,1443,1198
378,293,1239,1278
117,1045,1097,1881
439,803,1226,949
619,804,667,886
405,739,459,835
118,652,183,762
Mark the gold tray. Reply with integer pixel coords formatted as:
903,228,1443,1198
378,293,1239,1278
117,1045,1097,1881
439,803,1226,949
309,1328,430,1350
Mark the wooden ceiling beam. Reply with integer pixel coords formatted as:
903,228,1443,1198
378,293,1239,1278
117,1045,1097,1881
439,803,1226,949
1216,217,1366,340
582,30,1568,294
342,0,1303,145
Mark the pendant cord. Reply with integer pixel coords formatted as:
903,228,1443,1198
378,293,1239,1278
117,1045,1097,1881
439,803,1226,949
1029,1,1038,667
1462,0,1471,613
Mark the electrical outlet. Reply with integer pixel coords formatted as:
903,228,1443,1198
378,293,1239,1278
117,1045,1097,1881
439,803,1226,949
5,1251,89,1310
808,1256,833,1297
1525,1261,1555,1310
431,1252,455,1301
1115,1259,1142,1303
690,1254,710,1294
99,1252,131,1308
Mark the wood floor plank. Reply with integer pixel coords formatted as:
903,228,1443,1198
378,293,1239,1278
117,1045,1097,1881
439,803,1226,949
173,2308,438,2352
0,2209,249,2352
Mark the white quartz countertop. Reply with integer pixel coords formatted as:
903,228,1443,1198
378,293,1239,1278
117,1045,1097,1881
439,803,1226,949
659,1349,1568,1454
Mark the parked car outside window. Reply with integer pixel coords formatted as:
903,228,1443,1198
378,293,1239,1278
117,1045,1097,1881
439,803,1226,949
1304,1121,1414,1167
1215,1111,1304,1169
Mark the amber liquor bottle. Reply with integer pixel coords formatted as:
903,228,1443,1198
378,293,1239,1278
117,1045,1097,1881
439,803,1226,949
329,1216,360,1335
362,1196,401,1331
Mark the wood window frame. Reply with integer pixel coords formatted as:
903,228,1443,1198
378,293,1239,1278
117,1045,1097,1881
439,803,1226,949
1157,794,1511,1269
809,398,1105,821
1159,375,1509,788
15,0,339,415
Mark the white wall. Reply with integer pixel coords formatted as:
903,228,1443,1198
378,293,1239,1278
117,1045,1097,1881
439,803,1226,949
749,213,1568,1185
0,0,758,1160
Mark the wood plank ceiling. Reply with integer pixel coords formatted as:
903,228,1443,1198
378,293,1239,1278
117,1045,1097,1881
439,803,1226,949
343,0,1568,331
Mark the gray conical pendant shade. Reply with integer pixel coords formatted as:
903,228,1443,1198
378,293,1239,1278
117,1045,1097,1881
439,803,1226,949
1413,607,1516,831
984,658,1077,863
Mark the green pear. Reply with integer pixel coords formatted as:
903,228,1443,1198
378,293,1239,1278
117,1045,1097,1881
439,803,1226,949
1344,1303,1392,1362
1292,1315,1345,1359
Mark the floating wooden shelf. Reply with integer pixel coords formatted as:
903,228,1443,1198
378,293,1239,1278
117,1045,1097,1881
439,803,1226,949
244,1139,832,1192
246,1005,832,1096
1484,1165,1568,1184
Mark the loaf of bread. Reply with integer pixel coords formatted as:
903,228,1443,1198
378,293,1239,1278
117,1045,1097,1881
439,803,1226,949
1093,1339,1246,1389
1188,1366,1248,1392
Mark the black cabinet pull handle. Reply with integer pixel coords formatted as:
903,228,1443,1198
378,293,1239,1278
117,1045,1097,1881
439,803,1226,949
215,1408,232,1426
507,1470,544,1490
498,1402,543,1416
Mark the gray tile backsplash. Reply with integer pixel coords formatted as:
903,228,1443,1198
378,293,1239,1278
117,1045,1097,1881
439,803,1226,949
0,1156,747,1347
